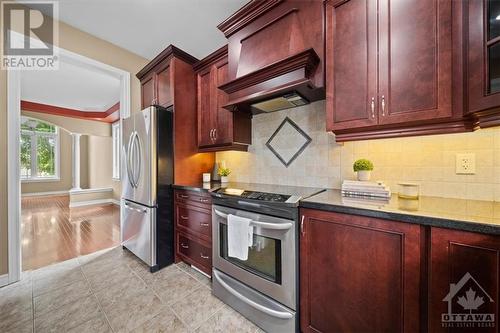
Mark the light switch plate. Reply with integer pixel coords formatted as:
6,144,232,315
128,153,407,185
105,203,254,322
456,153,476,174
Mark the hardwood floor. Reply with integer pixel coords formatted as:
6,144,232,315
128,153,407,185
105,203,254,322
21,195,120,271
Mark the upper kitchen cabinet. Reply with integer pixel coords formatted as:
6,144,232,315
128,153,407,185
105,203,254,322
216,0,325,114
194,46,252,152
137,45,198,109
466,0,500,127
327,0,471,141
136,45,215,184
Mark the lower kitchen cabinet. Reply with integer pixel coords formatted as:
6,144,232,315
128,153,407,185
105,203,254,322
428,227,500,333
174,189,212,276
299,208,423,333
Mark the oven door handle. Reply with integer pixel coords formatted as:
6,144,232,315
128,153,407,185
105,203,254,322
213,270,293,319
213,209,293,231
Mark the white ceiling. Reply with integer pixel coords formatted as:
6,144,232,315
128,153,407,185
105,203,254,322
21,59,121,111
41,0,248,60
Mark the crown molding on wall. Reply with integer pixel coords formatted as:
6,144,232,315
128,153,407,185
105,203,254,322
21,100,120,123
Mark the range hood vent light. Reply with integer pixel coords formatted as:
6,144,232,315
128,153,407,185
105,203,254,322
250,92,309,113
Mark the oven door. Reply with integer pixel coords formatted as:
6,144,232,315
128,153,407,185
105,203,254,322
212,204,296,310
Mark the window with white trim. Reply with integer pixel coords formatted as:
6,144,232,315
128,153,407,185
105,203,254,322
20,117,60,181
112,121,121,180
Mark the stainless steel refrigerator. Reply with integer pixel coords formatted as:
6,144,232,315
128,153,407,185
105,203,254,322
121,105,174,272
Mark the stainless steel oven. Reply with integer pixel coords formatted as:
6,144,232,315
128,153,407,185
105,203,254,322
212,204,297,332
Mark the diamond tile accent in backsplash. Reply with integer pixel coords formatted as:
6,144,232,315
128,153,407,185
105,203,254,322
217,100,500,201
266,117,312,167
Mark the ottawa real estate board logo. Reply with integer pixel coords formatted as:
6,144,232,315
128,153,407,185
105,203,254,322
1,1,59,70
442,272,495,329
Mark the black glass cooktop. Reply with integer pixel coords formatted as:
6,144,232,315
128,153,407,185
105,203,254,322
215,188,291,202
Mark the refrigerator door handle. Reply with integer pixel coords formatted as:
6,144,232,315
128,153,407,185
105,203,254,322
127,132,136,188
133,132,142,188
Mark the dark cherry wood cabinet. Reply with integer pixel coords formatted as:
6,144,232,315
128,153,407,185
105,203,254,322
428,227,500,333
325,0,378,131
137,45,196,109
300,207,500,332
327,0,471,141
174,189,213,275
140,71,156,110
194,45,251,152
466,0,500,127
139,61,173,109
137,45,215,184
300,208,423,333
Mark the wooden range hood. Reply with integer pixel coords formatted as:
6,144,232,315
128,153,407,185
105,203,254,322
217,0,325,114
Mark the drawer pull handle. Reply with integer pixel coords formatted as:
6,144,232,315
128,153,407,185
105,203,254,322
180,215,189,220
200,253,209,259
180,195,189,198
200,198,209,203
200,222,209,227
180,243,189,249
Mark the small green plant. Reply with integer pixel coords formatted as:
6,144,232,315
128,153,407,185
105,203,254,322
353,159,374,172
218,167,231,177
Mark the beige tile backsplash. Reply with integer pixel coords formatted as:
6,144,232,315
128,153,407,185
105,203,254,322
216,100,500,201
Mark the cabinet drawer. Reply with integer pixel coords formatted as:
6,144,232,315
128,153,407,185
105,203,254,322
176,232,212,274
176,204,212,240
174,189,212,207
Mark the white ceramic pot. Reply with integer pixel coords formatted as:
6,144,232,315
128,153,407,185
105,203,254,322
357,170,371,181
220,176,229,183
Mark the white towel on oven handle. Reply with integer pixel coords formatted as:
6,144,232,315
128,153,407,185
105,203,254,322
227,214,253,261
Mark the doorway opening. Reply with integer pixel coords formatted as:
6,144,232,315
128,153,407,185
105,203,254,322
7,42,130,282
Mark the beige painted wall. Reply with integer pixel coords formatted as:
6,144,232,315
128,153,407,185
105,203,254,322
0,6,148,275
88,135,120,200
218,101,500,202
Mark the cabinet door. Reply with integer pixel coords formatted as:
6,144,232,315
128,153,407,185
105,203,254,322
326,0,378,131
156,62,172,107
428,227,500,332
378,0,452,125
300,209,422,333
213,59,232,145
197,68,215,148
468,0,500,113
141,72,156,109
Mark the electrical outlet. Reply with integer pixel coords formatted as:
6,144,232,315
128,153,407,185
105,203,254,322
456,153,476,174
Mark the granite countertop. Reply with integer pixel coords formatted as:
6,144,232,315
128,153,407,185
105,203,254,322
300,189,500,235
172,182,221,193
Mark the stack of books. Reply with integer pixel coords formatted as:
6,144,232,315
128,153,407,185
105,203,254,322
341,180,391,199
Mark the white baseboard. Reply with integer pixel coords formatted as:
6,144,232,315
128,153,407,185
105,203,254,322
22,190,69,197
0,274,9,288
69,198,120,208
69,187,113,195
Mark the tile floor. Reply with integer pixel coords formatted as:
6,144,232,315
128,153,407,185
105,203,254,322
0,246,263,333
